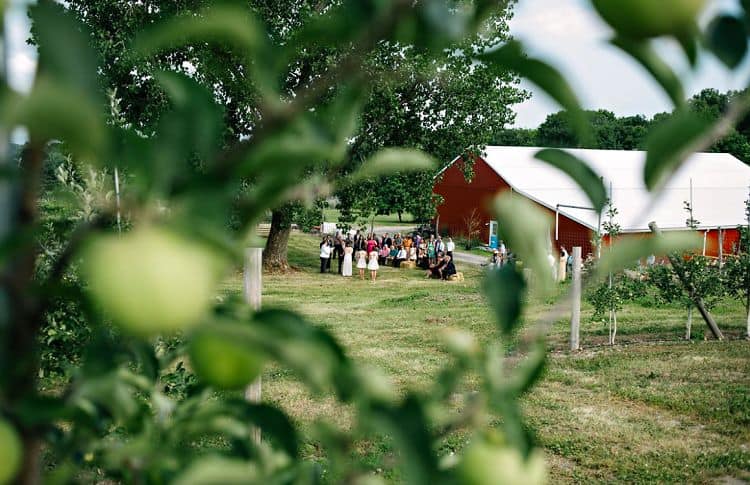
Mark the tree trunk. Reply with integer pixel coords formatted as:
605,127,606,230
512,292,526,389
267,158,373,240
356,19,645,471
693,298,723,340
263,208,292,272
686,306,692,340
746,293,749,340
397,210,402,222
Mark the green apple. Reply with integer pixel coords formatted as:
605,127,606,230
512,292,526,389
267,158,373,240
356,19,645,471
189,331,265,390
0,418,22,485
458,441,547,485
81,227,226,336
592,0,707,38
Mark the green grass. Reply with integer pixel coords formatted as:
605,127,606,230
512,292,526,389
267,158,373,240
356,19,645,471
322,208,416,226
221,233,750,483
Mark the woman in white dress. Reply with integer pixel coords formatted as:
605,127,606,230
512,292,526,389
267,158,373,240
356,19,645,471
342,242,353,277
356,250,367,280
367,250,379,282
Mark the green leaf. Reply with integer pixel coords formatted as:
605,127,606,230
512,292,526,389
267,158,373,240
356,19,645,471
22,1,106,159
351,148,437,180
230,401,300,458
506,341,547,397
152,71,224,178
535,148,607,212
492,193,554,295
394,0,471,52
483,265,526,338
643,110,711,191
611,37,686,108
7,78,106,160
292,1,390,49
595,232,702,277
240,117,343,177
134,6,264,59
706,15,749,69
368,396,439,484
30,0,101,98
172,456,261,485
676,30,699,67
480,41,591,146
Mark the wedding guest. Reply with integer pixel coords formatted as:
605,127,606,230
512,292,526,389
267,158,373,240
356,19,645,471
445,237,455,258
368,250,379,281
393,232,403,249
434,236,444,256
394,246,407,268
356,250,367,280
320,237,332,274
425,253,447,279
379,244,390,265
342,242,353,277
366,234,378,254
441,255,456,280
334,235,344,274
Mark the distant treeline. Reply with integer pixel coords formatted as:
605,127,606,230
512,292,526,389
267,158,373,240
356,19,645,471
494,89,750,163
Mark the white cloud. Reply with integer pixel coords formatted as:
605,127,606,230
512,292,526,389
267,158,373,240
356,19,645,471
509,0,750,128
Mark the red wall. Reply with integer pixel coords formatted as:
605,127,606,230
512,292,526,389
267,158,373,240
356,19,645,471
704,228,741,257
433,156,595,256
601,228,741,259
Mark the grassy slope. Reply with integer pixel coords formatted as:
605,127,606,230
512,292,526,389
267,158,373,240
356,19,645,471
222,233,750,483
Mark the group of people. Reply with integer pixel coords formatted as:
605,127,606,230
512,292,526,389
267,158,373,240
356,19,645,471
318,231,458,281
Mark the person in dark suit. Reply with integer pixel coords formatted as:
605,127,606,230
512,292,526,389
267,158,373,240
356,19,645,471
441,255,456,280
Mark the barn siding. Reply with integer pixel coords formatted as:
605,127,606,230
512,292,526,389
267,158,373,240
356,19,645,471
434,156,595,256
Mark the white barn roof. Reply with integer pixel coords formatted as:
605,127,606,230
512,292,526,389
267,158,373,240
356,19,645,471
478,146,750,233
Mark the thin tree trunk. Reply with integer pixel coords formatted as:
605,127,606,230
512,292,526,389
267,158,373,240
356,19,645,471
686,306,692,340
397,211,402,222
746,293,749,339
648,222,724,340
263,208,292,272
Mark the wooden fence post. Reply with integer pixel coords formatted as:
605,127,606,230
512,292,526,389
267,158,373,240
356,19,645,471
570,247,582,351
244,247,263,445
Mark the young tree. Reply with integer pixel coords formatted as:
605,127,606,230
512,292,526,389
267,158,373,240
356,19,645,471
462,208,483,249
724,188,750,338
648,201,725,340
586,197,623,344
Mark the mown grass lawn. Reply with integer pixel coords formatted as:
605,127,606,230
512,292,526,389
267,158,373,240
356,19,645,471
222,233,750,483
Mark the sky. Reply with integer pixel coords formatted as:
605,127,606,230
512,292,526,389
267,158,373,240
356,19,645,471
509,0,750,127
4,0,750,129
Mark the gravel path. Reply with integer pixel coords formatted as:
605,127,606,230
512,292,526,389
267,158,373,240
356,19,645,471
451,250,489,266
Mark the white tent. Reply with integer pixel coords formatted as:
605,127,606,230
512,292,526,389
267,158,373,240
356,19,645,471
479,146,750,233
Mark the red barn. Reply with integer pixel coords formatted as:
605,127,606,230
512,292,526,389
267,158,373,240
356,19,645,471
433,146,750,258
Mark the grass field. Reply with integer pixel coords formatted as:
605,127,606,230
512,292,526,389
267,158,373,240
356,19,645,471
222,233,750,483
322,209,416,226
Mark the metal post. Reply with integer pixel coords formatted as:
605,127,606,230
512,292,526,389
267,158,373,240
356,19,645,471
570,247,582,351
243,247,263,445
555,206,559,241
718,227,724,268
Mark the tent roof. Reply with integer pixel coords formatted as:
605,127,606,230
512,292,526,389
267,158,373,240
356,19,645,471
476,146,750,232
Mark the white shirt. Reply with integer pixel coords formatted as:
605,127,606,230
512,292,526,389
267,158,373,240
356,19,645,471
446,241,455,252
397,249,406,259
499,243,506,256
320,243,332,258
